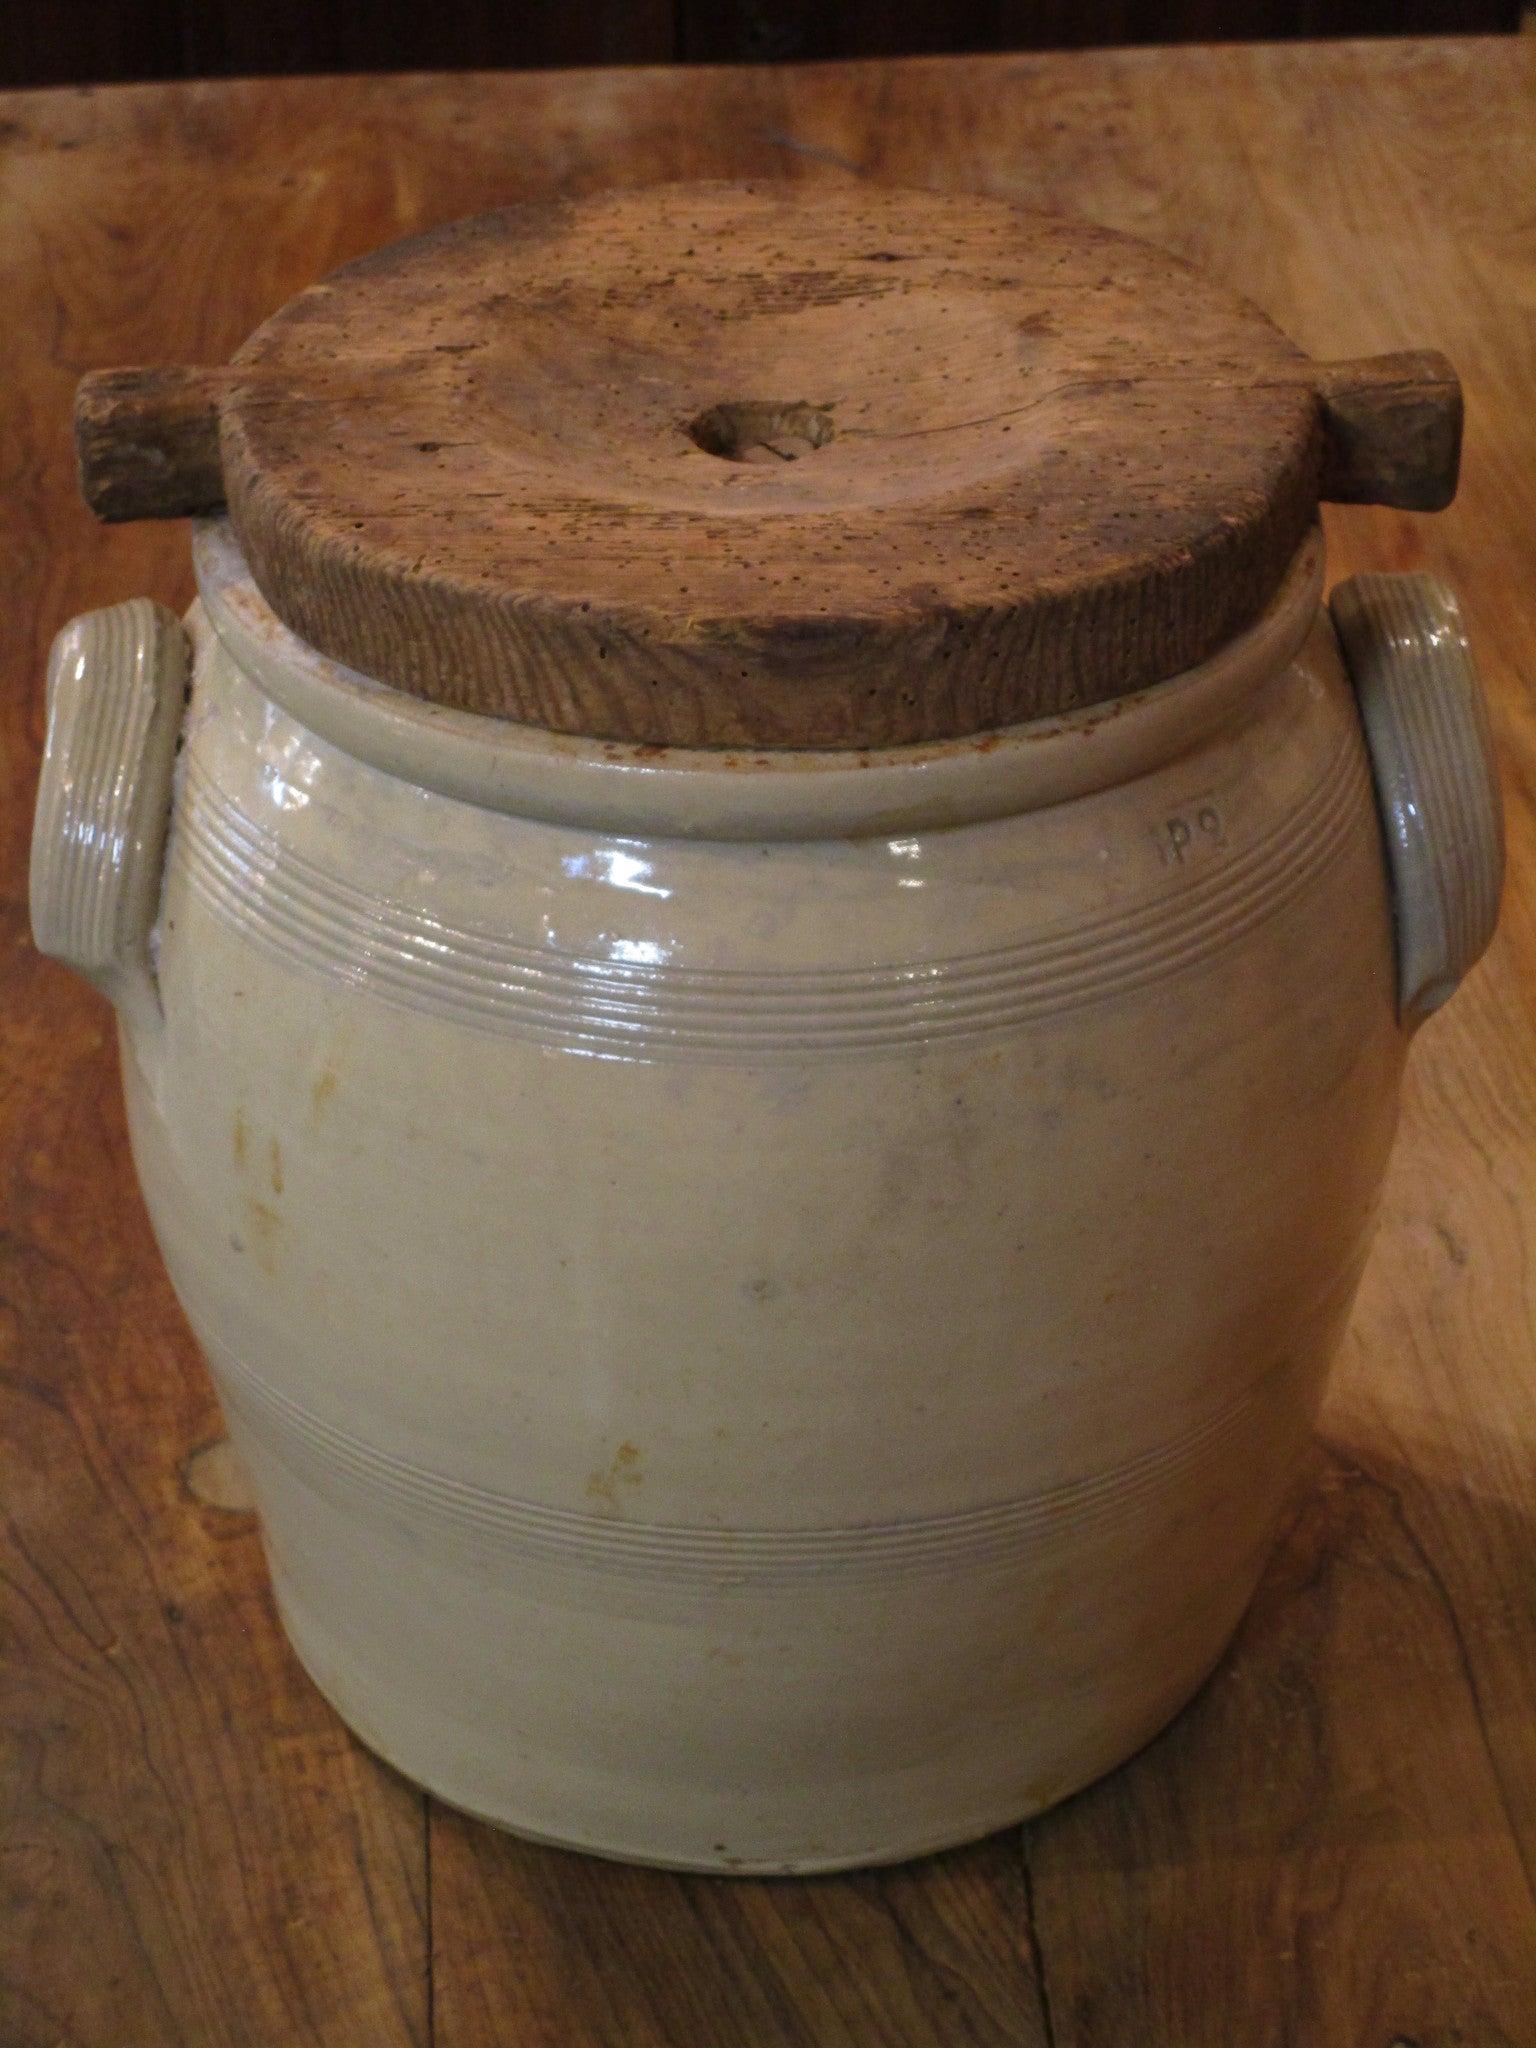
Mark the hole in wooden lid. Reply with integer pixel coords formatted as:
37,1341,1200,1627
687,400,837,464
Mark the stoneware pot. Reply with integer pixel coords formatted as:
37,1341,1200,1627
31,185,1504,1872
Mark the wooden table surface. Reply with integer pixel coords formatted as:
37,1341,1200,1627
3,38,1533,2048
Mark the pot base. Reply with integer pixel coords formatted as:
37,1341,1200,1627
269,1560,1237,1876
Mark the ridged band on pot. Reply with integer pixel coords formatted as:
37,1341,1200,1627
167,702,1370,1060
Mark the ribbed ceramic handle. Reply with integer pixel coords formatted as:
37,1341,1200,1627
30,599,189,1031
1331,573,1504,1023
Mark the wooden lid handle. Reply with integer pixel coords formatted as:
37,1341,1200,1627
74,366,233,522
1312,351,1462,511
72,349,1463,526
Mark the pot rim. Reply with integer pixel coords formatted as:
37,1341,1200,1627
193,518,1324,842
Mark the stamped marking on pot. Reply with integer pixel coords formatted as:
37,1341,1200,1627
1154,799,1226,866
181,1435,258,1515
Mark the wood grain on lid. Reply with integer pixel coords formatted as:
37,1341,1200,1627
81,184,1461,746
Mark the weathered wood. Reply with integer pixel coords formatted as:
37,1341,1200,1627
214,180,1330,747
1025,1444,1536,2044
3,36,1534,2048
70,248,1463,749
74,365,233,520
1316,348,1463,509
69,341,1464,531
430,1818,1048,2047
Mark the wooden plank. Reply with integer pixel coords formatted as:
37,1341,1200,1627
430,1818,1047,2047
1025,1444,1536,2043
2,37,1534,2046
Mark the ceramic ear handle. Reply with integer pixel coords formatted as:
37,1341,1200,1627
30,599,190,1039
1331,573,1504,1024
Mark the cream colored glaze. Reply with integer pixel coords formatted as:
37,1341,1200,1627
30,527,1505,1871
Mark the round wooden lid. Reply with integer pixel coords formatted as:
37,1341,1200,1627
77,183,1464,748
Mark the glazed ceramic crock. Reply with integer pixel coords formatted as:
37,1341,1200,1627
30,512,1502,1872
32,183,1503,1872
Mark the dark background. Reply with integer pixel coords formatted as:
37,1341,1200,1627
0,0,1522,90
